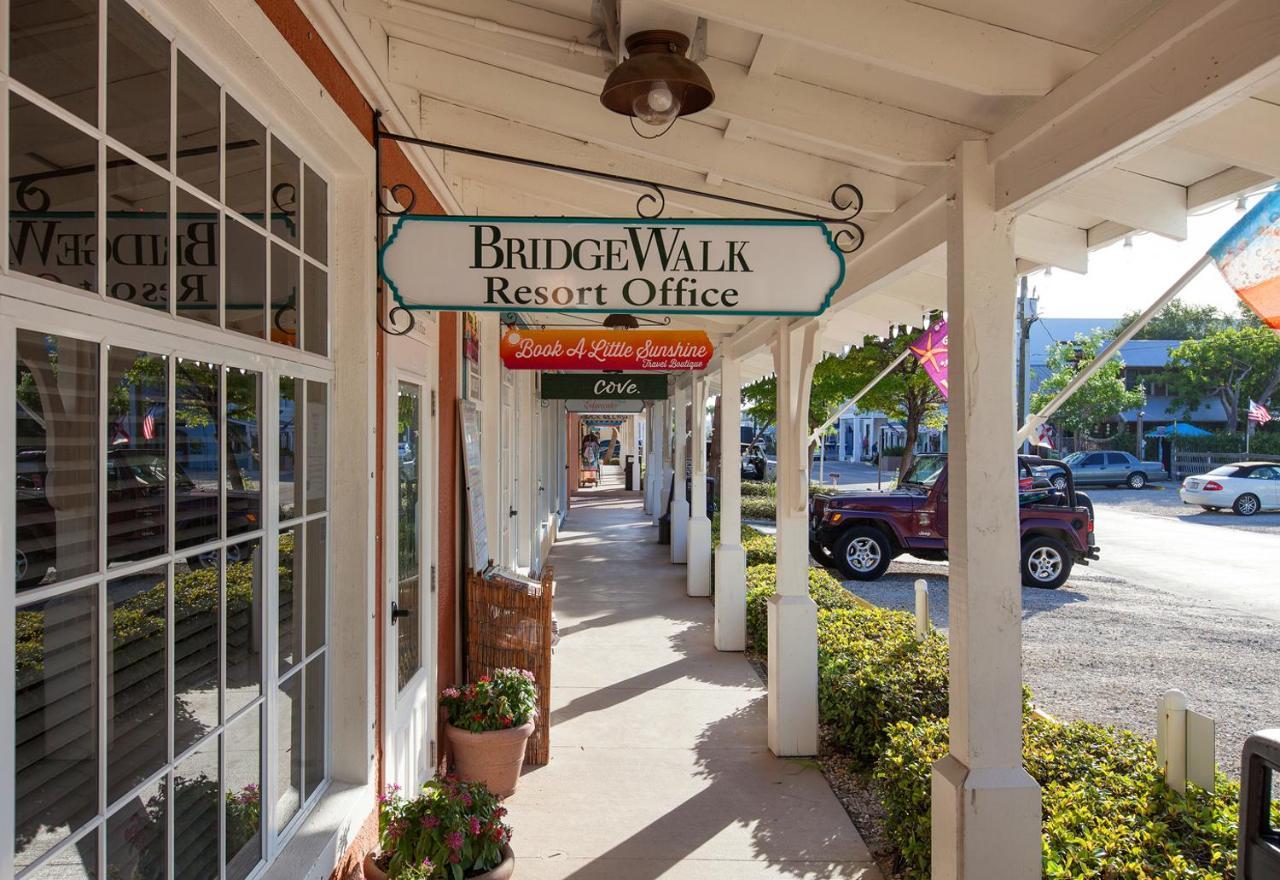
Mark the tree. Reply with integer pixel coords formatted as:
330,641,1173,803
1162,326,1280,432
1111,301,1234,340
740,322,948,475
1030,331,1145,446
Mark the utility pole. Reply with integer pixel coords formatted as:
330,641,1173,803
1016,276,1038,451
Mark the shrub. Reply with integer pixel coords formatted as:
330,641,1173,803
742,528,776,566
744,564,859,651
741,480,775,497
874,714,1242,880
817,607,949,765
376,777,512,879
440,668,537,733
740,497,777,521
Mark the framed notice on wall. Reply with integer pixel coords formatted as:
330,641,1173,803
458,400,490,571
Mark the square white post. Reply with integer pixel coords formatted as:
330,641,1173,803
931,140,1041,880
768,319,819,756
715,354,747,650
670,383,690,563
654,397,671,527
629,414,642,491
642,403,655,514
687,376,712,596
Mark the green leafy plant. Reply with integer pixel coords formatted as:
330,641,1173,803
225,782,262,859
741,480,776,498
817,607,949,765
440,669,537,733
376,777,511,879
740,497,777,521
744,563,860,651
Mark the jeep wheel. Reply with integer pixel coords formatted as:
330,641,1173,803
1050,474,1068,492
1020,536,1072,589
1126,471,1147,489
834,527,892,581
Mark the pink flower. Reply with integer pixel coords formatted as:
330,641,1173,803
445,830,464,851
421,814,440,829
469,816,481,836
442,687,460,699
420,857,434,871
459,791,473,808
494,807,507,819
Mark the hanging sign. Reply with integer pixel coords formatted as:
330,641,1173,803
541,373,667,400
380,217,845,316
583,418,626,428
564,399,644,413
501,328,712,371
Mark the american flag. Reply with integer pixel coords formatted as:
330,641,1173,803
141,407,158,440
1248,399,1272,425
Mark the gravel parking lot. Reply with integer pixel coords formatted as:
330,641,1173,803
837,556,1276,778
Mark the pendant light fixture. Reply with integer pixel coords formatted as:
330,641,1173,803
600,30,715,138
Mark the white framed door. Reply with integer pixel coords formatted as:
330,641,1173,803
382,360,437,794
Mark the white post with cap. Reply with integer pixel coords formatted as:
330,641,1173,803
930,140,1041,880
767,319,819,756
714,354,747,650
687,376,712,595
670,382,690,563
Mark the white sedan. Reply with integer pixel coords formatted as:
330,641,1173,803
1180,463,1280,516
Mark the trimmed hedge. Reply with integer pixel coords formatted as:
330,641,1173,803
741,480,775,497
740,497,777,521
744,563,859,651
817,607,949,766
874,713,1242,879
743,528,776,566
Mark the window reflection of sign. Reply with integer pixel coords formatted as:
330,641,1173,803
10,210,219,309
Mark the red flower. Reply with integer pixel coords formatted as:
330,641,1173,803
479,675,491,683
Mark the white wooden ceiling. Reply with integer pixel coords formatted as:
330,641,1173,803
334,0,1280,371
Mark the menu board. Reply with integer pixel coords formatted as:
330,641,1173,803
458,400,490,571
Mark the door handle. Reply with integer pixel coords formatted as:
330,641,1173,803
390,601,411,624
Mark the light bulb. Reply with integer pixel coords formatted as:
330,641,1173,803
632,81,681,127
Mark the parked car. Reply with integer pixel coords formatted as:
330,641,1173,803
809,453,1098,589
1033,450,1167,490
1179,462,1280,516
740,443,776,481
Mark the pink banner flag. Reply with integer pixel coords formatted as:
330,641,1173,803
908,319,949,399
1209,189,1280,332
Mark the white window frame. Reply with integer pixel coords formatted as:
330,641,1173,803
1,0,342,873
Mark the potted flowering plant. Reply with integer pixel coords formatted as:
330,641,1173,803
363,778,514,880
440,669,537,798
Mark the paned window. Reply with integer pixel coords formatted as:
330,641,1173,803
6,0,330,347
6,3,334,878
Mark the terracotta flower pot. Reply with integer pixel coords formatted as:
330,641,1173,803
363,844,515,880
446,721,535,799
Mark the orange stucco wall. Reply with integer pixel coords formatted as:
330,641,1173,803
251,2,456,876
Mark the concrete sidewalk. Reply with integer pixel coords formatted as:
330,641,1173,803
504,486,880,880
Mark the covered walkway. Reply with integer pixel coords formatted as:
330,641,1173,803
504,482,880,880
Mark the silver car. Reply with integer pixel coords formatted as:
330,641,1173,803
1036,450,1168,490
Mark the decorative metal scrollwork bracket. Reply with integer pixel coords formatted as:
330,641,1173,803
372,109,866,335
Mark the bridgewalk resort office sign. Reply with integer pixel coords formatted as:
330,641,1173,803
380,217,846,316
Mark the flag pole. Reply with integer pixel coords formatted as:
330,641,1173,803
1017,254,1213,446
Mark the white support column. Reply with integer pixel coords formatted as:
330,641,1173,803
629,414,642,492
768,319,820,757
687,377,712,596
715,355,747,650
654,398,670,527
670,382,690,563
643,403,655,513
931,140,1041,880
